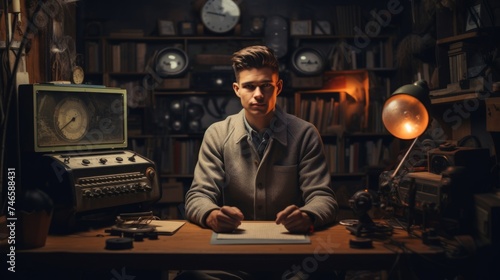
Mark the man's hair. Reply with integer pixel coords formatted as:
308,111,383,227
231,45,279,82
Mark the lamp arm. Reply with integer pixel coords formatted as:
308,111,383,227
391,137,419,179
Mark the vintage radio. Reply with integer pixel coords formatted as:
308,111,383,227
399,171,448,212
399,167,477,237
37,150,160,231
17,84,160,231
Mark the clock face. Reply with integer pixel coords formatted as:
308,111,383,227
155,47,189,77
71,66,85,84
201,0,240,33
54,97,90,141
291,48,325,76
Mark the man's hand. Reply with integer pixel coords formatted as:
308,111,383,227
275,205,313,233
206,206,244,233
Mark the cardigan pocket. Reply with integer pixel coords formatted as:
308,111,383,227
268,165,300,207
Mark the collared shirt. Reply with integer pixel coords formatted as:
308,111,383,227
243,116,273,158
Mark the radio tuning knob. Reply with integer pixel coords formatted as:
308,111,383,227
116,157,123,162
99,158,108,164
82,159,90,165
83,190,92,198
143,184,152,192
146,167,156,180
128,154,136,162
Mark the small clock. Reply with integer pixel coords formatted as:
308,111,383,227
154,47,189,78
18,84,127,153
71,66,85,84
201,0,240,34
290,47,325,76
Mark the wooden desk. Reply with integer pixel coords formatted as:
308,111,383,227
14,221,444,273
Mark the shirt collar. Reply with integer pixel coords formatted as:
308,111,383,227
235,106,288,147
243,114,274,140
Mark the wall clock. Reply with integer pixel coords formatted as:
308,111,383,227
201,0,240,34
290,47,325,76
154,47,189,78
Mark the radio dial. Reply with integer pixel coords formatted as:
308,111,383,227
99,158,108,164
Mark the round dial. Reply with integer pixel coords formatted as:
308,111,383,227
430,155,451,174
291,47,325,76
155,47,189,78
201,0,240,33
71,66,84,84
53,97,90,141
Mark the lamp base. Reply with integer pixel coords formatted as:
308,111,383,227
346,219,393,238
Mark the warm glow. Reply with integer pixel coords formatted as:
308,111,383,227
382,94,429,139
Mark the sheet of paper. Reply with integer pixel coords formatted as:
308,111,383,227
148,220,185,235
211,222,310,244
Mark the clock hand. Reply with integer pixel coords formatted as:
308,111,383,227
206,11,226,17
60,116,76,130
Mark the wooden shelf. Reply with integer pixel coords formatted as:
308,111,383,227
436,31,480,45
127,134,157,138
97,35,263,42
430,84,486,104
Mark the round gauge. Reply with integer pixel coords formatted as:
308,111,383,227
71,66,85,84
291,47,325,76
201,0,240,34
53,97,90,142
154,47,189,78
429,155,451,174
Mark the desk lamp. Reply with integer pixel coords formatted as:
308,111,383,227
380,80,431,233
381,80,430,181
346,81,430,239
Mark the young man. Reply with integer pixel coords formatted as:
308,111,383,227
184,45,338,234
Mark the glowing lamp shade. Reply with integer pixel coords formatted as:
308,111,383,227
382,80,430,140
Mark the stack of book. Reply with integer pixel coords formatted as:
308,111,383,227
448,41,472,85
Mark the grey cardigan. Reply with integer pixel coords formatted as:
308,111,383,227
185,106,338,228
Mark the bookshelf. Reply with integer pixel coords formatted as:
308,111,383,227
295,70,397,174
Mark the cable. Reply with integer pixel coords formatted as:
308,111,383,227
0,1,44,213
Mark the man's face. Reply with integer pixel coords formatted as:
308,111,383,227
232,67,283,119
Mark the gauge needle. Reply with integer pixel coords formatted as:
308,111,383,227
207,11,226,17
60,116,76,130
